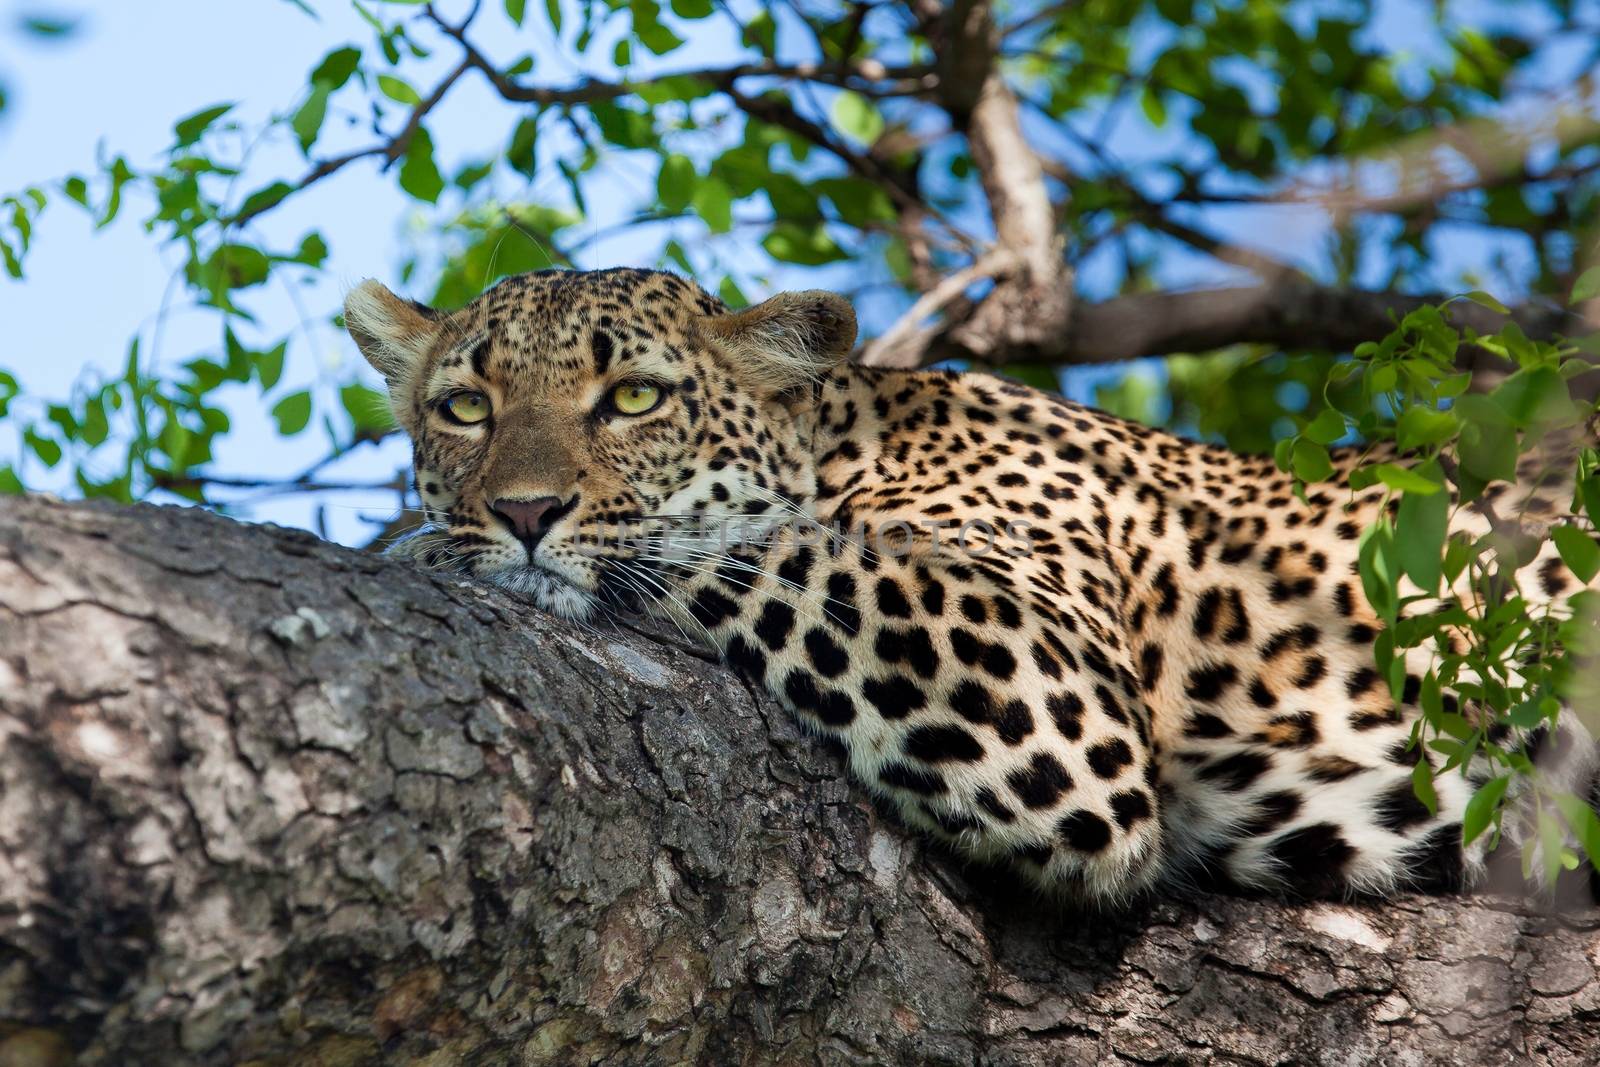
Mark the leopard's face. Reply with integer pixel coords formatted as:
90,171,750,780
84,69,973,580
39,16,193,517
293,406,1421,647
345,268,855,619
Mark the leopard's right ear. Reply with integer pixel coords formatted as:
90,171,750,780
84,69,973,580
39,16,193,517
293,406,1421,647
343,280,443,387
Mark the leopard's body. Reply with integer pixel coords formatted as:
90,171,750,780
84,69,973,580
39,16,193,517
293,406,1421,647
346,267,1597,904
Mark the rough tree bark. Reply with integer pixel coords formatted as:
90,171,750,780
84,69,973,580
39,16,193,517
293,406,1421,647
2,496,1598,1066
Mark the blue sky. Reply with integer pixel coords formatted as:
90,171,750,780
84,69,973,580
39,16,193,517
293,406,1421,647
0,0,1590,544
0,1,631,541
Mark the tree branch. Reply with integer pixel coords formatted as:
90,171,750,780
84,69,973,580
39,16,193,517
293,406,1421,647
859,248,1015,365
424,5,964,266
899,280,1585,367
901,0,1074,367
426,4,934,107
4,496,1599,1064
228,56,472,228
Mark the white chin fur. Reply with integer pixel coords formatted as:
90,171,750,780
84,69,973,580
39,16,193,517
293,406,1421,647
487,566,599,620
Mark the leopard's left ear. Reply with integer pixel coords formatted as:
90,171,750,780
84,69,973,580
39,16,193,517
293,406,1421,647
702,290,857,393
343,279,444,389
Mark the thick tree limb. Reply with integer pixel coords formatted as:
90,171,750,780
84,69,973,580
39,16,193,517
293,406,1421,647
917,0,1076,368
892,279,1586,368
2,497,1599,1065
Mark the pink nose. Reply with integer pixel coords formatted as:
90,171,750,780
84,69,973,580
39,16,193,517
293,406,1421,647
490,496,565,548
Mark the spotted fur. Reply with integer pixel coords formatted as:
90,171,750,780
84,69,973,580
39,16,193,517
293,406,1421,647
346,267,1599,905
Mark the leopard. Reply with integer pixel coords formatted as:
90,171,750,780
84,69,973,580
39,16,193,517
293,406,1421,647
343,266,1599,906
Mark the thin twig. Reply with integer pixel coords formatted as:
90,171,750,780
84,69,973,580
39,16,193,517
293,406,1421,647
860,248,1015,366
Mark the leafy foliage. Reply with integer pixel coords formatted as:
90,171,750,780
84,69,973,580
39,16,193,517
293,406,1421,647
1276,280,1600,879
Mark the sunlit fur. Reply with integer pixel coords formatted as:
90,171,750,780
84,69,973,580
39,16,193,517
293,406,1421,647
349,267,1599,906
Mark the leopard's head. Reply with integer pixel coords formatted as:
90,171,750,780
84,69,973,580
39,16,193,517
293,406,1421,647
344,267,856,619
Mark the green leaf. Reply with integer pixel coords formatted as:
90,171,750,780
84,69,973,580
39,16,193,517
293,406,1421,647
1290,438,1333,482
1273,436,1293,473
174,103,234,148
1492,366,1576,429
815,177,896,227
399,128,445,203
1538,809,1566,886
21,16,80,37
223,328,254,383
1572,266,1600,305
292,232,329,267
256,342,287,390
1552,525,1600,584
186,358,226,393
830,92,884,145
657,153,695,213
1371,463,1443,494
637,21,684,54
507,117,539,180
742,10,775,53
1463,289,1509,314
1396,469,1449,594
0,466,24,495
671,0,712,16
46,403,78,440
340,382,391,435
1395,406,1458,450
97,156,135,227
1442,533,1474,585
506,0,527,24
691,178,733,232
1419,671,1444,718
1369,363,1398,394
1141,85,1167,127
1554,793,1600,871
1359,520,1399,622
197,244,272,291
762,222,847,266
80,396,109,447
271,391,313,435
25,428,62,467
1303,407,1346,445
1581,473,1600,529
292,85,331,153
1505,698,1547,730
590,101,655,149
1411,759,1438,816
310,46,362,90
1463,775,1510,846
1458,418,1517,484
633,74,715,106
764,173,818,219
718,276,748,309
662,238,693,274
627,0,683,55
377,74,421,105
237,181,294,221
455,160,494,190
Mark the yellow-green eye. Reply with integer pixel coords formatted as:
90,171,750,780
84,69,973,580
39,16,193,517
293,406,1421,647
444,391,491,424
611,382,663,416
